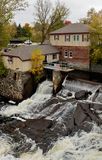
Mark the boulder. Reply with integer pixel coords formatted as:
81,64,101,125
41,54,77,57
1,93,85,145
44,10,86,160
0,70,34,102
67,92,73,97
74,101,102,131
75,90,91,100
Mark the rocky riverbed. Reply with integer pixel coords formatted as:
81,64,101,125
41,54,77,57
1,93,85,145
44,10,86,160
0,80,102,159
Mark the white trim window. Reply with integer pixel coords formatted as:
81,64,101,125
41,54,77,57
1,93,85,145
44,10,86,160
64,50,68,58
65,35,70,41
54,35,59,40
73,35,79,41
69,51,73,58
82,34,89,42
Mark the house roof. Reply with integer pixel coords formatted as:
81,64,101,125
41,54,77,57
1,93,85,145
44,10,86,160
3,44,60,61
50,23,89,35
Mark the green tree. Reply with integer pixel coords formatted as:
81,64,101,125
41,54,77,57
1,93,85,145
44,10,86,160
89,10,102,64
0,53,8,77
0,0,28,76
23,23,32,37
0,0,28,49
81,8,102,64
34,0,69,43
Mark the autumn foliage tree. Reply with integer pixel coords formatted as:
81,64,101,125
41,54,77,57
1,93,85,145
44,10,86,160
80,8,102,64
0,0,28,76
31,49,45,82
89,10,102,64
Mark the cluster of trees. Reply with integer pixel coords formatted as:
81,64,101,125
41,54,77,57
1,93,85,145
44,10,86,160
0,0,28,76
8,23,32,41
80,8,102,64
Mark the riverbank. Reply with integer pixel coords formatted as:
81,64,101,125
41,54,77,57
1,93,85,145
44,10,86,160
0,70,34,103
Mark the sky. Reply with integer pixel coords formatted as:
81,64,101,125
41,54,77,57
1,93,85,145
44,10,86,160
13,0,102,26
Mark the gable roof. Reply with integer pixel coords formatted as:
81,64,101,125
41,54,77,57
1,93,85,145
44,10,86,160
50,23,89,35
3,44,60,61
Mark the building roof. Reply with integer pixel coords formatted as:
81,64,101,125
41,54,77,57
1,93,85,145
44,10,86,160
3,44,60,61
50,23,89,35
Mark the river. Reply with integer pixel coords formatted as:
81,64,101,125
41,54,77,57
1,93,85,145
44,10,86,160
0,80,102,160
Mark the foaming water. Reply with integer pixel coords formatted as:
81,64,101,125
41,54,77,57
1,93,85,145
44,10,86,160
20,124,102,160
0,80,53,118
0,133,13,157
0,124,101,160
65,80,99,92
0,80,102,160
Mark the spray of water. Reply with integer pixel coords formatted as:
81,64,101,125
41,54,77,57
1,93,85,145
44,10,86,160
0,80,53,118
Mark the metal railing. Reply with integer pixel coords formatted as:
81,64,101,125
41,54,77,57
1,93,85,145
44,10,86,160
43,62,73,71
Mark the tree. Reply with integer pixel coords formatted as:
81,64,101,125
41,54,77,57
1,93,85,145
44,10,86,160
0,0,28,49
0,0,28,76
31,49,45,82
79,8,96,24
0,53,8,77
34,0,69,43
9,22,17,38
0,0,28,25
80,8,102,64
23,23,32,38
89,10,102,64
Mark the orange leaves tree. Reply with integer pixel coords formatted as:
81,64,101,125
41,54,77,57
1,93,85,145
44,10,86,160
31,49,45,82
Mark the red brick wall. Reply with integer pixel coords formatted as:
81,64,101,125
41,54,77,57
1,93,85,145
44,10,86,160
54,46,90,69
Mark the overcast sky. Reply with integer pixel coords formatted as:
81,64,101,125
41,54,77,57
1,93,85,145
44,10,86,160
13,0,102,26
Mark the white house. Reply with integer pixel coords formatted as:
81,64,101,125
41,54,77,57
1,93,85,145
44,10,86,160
2,42,60,72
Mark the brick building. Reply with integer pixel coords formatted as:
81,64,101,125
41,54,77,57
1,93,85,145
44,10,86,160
50,23,90,70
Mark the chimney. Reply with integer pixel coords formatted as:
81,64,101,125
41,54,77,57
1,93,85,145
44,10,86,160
64,20,71,25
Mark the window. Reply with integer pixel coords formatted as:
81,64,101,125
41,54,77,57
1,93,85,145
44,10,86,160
8,57,13,64
87,34,90,41
69,51,73,58
73,35,76,41
65,35,70,41
73,35,79,41
77,35,79,41
82,34,89,42
82,34,84,41
53,54,57,59
64,50,68,58
54,35,59,40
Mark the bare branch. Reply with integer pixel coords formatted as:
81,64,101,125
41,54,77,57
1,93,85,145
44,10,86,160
34,0,69,43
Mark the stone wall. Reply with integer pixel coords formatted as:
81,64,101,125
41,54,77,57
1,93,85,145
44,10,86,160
0,70,34,102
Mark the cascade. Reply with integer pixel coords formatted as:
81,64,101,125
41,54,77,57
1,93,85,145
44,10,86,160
0,80,101,160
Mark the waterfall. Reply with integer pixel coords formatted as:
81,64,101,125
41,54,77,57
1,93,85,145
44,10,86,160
0,124,102,160
0,80,53,118
0,79,102,160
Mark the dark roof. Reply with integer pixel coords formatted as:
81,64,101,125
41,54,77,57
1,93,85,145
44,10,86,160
50,23,89,35
3,44,59,61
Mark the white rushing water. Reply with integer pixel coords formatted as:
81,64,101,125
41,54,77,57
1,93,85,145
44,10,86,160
0,80,53,119
65,80,100,93
0,124,102,160
0,80,102,160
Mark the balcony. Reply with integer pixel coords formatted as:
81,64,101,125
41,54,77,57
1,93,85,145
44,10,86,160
44,62,74,72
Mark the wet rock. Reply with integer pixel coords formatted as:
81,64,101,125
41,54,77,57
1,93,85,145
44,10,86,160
74,101,102,131
67,92,72,97
75,90,91,100
0,117,55,152
0,70,34,102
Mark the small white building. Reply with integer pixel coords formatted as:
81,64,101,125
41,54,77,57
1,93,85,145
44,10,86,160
2,42,59,72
